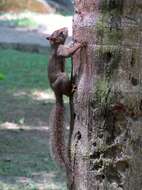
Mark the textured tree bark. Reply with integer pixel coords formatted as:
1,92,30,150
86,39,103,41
68,0,142,190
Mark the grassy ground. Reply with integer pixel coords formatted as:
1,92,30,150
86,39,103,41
0,48,71,92
0,48,71,190
0,49,49,91
0,17,38,28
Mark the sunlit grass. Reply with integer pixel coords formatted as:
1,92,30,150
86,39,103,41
0,16,38,27
0,181,37,190
0,181,67,190
11,17,38,27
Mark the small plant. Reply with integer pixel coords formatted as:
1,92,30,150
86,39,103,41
13,17,38,28
0,72,5,80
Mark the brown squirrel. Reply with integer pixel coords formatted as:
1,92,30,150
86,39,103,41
46,27,84,170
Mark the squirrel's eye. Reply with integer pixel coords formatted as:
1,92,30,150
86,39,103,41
60,31,64,36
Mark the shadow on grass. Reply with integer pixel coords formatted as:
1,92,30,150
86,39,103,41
0,90,70,127
0,90,53,127
0,91,69,190
0,128,67,190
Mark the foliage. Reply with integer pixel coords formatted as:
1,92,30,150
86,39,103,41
0,0,51,13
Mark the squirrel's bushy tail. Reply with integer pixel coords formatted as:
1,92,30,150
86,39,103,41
50,98,70,169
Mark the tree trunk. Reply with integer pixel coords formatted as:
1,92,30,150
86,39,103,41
68,0,142,190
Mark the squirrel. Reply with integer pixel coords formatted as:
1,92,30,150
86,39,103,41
46,27,85,170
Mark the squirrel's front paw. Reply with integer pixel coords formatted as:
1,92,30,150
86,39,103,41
72,84,77,94
81,41,87,48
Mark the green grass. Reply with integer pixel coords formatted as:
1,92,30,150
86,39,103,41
0,132,54,176
0,130,56,176
0,49,49,91
12,17,38,28
0,181,67,190
0,181,38,190
0,48,71,92
0,48,71,190
0,72,5,80
0,17,38,28
0,130,67,190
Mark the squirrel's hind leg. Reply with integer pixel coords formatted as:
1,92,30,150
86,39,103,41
53,72,72,97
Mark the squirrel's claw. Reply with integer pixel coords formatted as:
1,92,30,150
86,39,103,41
72,84,77,94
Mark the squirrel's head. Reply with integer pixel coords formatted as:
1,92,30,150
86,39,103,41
46,27,68,46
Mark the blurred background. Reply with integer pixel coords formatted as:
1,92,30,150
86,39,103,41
0,1,73,190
